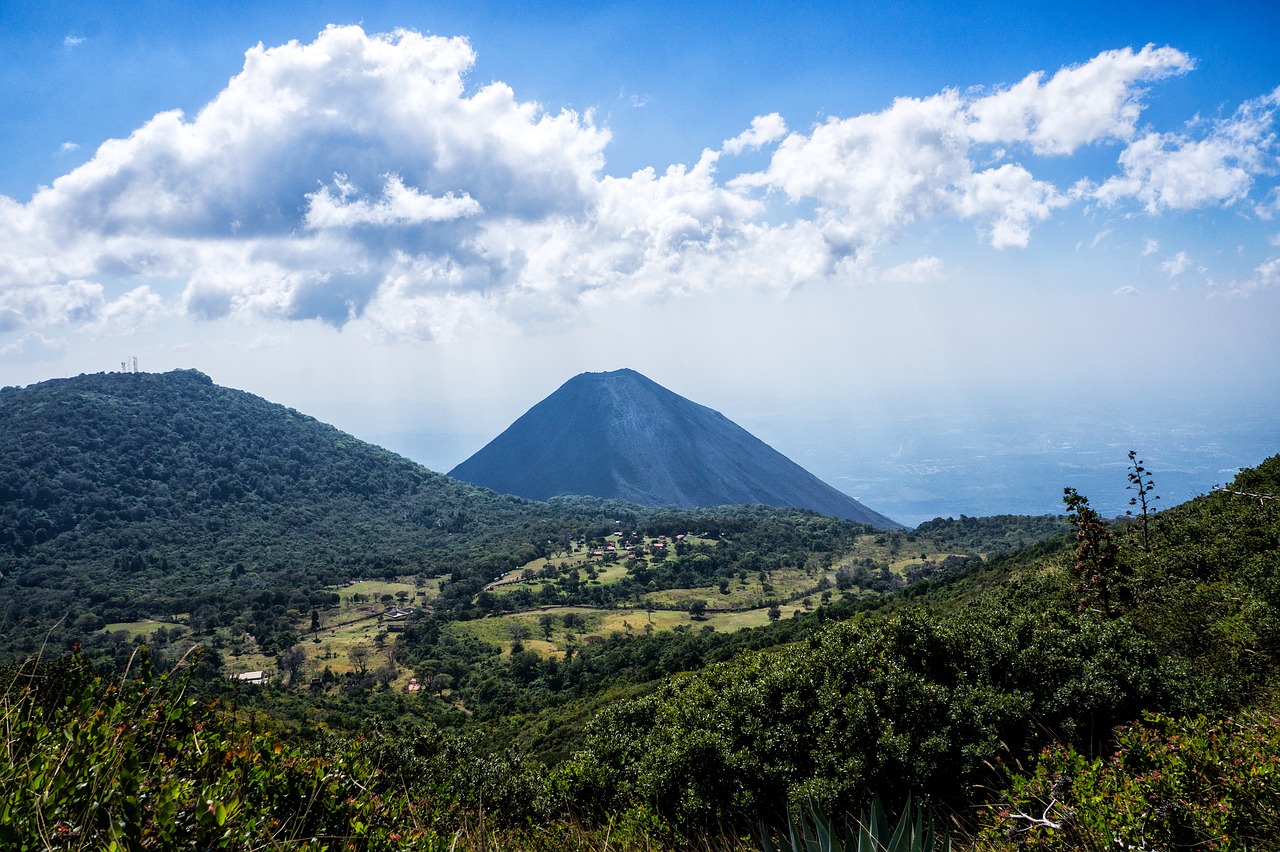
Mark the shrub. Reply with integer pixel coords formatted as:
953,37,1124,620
986,711,1280,850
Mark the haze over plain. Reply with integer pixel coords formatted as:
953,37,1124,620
2,1,1278,524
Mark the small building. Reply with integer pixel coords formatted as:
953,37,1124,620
234,671,269,686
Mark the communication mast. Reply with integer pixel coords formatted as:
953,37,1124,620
132,356,139,374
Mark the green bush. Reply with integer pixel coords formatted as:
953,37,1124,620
0,649,449,849
986,711,1280,850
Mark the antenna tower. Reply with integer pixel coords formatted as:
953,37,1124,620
131,356,138,374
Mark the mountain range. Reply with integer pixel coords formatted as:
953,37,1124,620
449,368,901,529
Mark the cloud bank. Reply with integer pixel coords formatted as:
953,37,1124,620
2,26,1277,339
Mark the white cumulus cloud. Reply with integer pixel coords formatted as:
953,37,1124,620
1096,88,1280,211
1,27,1277,343
882,256,944,283
967,45,1194,155
304,174,483,229
723,113,788,155
1160,250,1192,277
1231,256,1280,295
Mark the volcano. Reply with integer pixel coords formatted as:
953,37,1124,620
449,369,900,529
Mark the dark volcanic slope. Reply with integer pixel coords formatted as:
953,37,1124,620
449,369,901,529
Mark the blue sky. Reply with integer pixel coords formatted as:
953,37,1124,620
2,1,1278,523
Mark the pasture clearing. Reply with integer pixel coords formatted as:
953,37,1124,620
448,600,802,658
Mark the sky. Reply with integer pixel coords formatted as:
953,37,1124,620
2,1,1278,524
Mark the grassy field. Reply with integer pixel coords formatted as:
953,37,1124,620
211,578,427,684
102,619,190,640
487,535,719,597
448,600,804,658
640,562,834,612
104,538,967,688
334,578,423,606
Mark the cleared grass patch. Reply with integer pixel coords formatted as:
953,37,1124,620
449,600,798,658
641,564,832,613
488,534,711,597
102,619,189,640
704,604,804,631
888,553,969,575
335,578,419,606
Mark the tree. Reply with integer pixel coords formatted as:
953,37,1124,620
689,600,707,620
429,672,454,696
767,604,782,622
1064,487,1126,617
374,664,398,687
278,644,306,685
348,643,371,676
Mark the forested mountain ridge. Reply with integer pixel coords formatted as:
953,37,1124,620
0,370,612,654
450,368,902,529
2,369,491,553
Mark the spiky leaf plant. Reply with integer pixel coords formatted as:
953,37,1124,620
760,795,948,852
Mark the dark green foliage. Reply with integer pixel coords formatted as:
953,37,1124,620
987,711,1280,850
6,369,1279,847
0,371,888,663
557,602,1161,827
0,371,580,651
559,456,1280,831
1063,487,1126,616
910,514,1071,556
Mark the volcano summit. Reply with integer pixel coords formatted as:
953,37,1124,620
449,369,900,529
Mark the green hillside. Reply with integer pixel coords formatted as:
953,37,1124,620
0,370,606,657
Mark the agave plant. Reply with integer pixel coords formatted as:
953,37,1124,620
759,795,949,852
